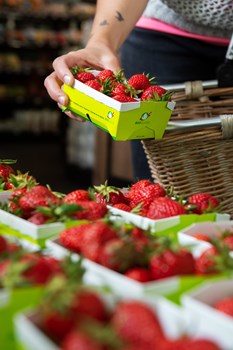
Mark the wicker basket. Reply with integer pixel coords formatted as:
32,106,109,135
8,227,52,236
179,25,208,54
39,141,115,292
142,81,233,217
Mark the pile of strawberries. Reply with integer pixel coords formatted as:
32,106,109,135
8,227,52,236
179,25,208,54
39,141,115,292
0,235,68,288
58,217,233,282
71,65,171,103
92,179,221,219
1,184,109,224
33,273,221,350
0,159,37,191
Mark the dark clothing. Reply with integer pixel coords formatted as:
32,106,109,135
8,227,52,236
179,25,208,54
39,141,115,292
120,27,227,181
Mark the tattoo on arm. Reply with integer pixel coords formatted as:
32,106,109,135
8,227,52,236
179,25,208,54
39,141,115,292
100,19,109,26
99,11,124,27
115,11,124,21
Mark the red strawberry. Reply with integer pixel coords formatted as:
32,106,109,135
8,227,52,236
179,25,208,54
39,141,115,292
28,212,51,225
130,179,153,191
0,236,8,254
113,203,131,211
146,196,186,220
19,253,61,285
222,235,233,250
128,73,151,91
62,330,104,350
111,300,165,347
192,233,211,242
124,267,152,282
141,85,168,101
150,247,195,280
111,83,128,96
18,185,60,217
184,338,221,350
63,189,91,204
80,221,118,262
75,71,96,83
98,238,138,272
0,159,16,180
128,184,166,210
71,289,107,322
72,201,108,221
96,69,115,82
214,296,233,317
59,223,90,253
188,193,220,214
165,337,221,350
112,94,137,102
195,246,222,275
1,253,61,287
93,181,127,205
42,310,75,342
85,79,102,91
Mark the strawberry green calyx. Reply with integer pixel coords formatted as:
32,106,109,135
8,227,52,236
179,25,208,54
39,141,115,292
93,180,120,202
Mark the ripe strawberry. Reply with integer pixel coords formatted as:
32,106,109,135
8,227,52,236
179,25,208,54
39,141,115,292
93,181,127,205
146,196,186,220
111,300,165,347
128,184,166,209
0,236,8,254
192,233,211,242
42,310,75,342
166,337,221,350
96,69,115,82
124,267,152,282
111,83,128,96
130,179,153,191
214,296,233,317
141,85,168,101
27,212,51,225
72,200,108,221
188,193,220,214
18,185,60,217
62,330,104,350
150,247,195,280
0,159,16,180
98,238,138,272
75,71,96,83
112,94,137,102
113,203,131,211
71,289,107,322
184,338,222,350
80,221,118,262
128,73,151,91
195,246,222,275
59,223,91,253
1,253,61,287
222,235,233,250
85,79,102,91
63,189,91,204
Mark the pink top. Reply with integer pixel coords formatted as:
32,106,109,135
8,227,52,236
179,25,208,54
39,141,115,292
136,17,230,46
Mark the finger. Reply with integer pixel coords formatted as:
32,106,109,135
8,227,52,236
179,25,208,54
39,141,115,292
44,72,69,105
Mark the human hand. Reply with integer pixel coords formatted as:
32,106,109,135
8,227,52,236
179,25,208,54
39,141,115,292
44,43,121,121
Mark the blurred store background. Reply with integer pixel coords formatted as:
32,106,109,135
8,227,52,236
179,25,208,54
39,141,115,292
0,0,133,194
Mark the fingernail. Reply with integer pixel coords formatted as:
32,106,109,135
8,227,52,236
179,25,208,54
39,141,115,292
64,74,71,85
58,95,65,105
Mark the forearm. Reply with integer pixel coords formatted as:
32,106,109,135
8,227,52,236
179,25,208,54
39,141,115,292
87,0,148,53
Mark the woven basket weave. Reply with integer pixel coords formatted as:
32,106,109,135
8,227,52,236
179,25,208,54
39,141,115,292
142,81,233,217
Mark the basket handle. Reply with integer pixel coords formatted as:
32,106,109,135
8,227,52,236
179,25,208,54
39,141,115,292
167,115,233,139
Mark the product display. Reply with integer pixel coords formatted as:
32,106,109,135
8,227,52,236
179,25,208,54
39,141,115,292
1,5,233,345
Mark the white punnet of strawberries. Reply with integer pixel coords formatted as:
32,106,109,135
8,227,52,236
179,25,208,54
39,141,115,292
71,65,172,102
